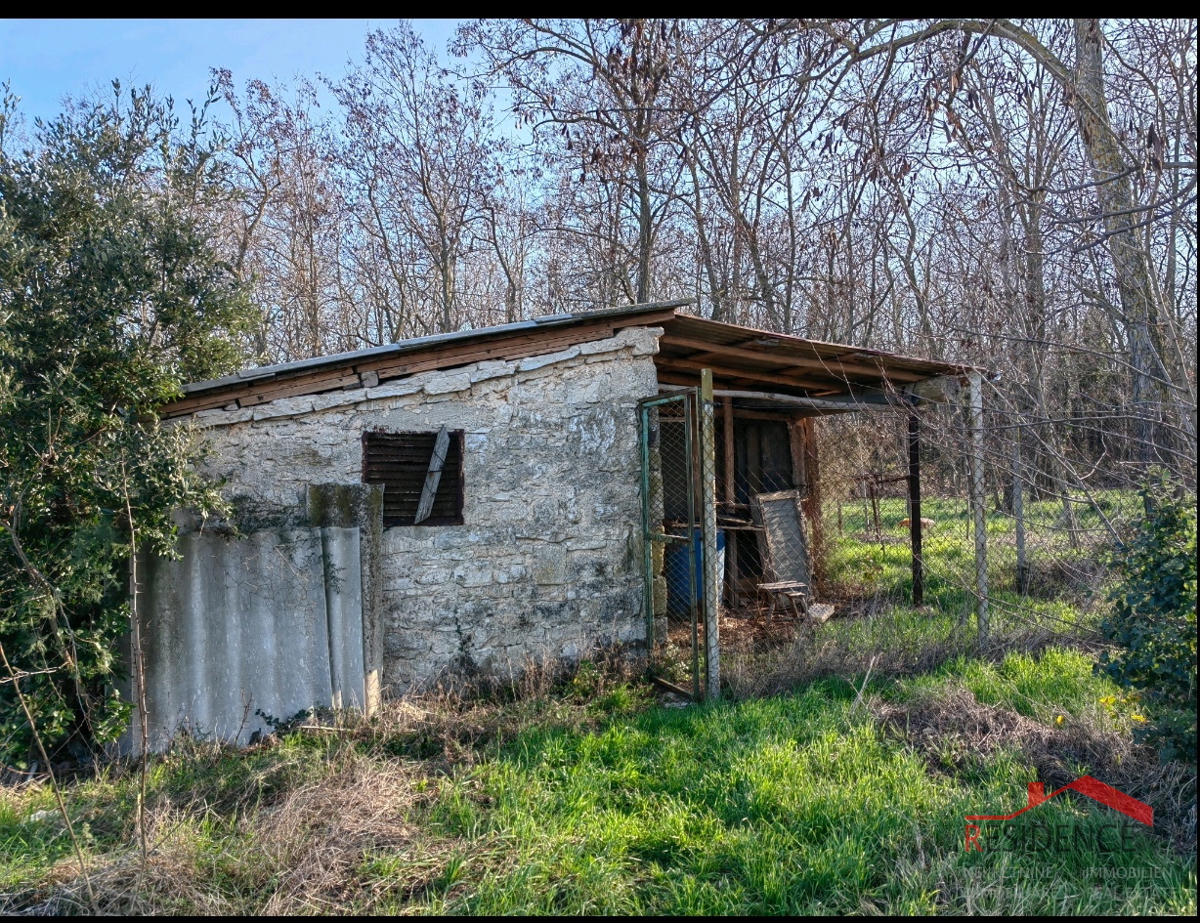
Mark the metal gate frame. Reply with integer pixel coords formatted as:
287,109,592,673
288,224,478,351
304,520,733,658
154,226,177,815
639,371,719,700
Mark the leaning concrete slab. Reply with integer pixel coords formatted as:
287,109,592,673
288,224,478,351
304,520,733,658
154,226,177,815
129,526,362,749
308,483,384,713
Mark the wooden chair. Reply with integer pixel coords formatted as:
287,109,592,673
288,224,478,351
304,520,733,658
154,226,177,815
751,489,835,624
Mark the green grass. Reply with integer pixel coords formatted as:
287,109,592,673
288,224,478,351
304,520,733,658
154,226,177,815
821,491,1139,605
886,648,1111,720
2,644,1194,915
2,488,1192,914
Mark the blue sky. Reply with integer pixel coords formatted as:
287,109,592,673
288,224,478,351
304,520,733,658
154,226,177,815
1,19,461,127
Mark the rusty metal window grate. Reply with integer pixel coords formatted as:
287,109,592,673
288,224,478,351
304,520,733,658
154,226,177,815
362,429,465,526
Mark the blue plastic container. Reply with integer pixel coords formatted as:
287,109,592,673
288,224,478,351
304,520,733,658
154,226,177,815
664,528,725,615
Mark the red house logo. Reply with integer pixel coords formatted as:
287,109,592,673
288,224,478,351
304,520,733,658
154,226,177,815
964,775,1153,852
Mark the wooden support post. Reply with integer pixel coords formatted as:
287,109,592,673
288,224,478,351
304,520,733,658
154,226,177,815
908,410,924,607
802,418,826,595
789,416,807,601
699,370,720,700
969,371,989,642
789,419,807,497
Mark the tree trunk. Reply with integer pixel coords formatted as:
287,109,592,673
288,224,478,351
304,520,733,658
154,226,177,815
636,152,653,304
1072,19,1164,468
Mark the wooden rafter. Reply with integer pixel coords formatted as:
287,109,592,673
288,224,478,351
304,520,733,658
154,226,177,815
659,333,926,382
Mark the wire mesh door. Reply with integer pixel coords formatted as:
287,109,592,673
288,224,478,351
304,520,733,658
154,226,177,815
639,391,707,699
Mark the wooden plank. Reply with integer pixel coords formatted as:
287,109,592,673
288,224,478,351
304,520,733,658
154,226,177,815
414,425,450,525
238,373,363,407
661,373,814,406
163,368,367,416
366,462,460,474
664,338,813,368
162,386,255,417
660,336,928,383
659,371,839,405
656,354,835,390
162,313,673,418
355,324,616,378
613,307,679,328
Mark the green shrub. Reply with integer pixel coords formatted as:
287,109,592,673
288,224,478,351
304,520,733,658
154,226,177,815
1096,471,1197,763
0,84,253,762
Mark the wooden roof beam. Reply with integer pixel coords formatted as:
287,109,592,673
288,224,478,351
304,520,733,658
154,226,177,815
655,354,847,392
659,333,926,382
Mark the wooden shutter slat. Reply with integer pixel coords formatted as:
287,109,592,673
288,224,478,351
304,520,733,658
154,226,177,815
362,429,464,526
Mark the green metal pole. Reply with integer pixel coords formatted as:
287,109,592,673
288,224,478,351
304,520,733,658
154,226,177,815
699,369,720,700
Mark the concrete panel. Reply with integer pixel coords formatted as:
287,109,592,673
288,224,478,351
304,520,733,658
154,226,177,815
322,526,365,710
132,527,362,749
308,484,383,713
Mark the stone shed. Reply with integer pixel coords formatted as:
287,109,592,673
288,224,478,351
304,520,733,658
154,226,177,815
136,300,970,746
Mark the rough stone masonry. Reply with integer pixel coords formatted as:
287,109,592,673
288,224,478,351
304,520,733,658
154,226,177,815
183,326,663,692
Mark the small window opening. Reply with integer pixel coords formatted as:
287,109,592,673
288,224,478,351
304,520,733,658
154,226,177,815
362,429,464,526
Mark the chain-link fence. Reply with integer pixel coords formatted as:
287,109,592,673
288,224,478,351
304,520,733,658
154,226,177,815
643,389,835,699
808,379,1165,636
641,394,707,698
644,376,1189,697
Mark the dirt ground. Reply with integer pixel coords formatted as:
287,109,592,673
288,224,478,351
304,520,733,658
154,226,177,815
660,603,815,659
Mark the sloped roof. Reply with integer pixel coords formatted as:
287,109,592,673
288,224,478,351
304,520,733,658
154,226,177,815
655,314,969,403
161,301,971,418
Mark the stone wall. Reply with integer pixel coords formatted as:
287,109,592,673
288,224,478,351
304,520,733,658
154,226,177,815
185,326,662,692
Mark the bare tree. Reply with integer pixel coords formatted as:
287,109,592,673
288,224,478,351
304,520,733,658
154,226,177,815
461,18,695,305
215,73,348,361
334,22,497,337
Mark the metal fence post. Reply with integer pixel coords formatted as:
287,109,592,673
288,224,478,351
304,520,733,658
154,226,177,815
908,409,924,607
1012,426,1028,595
699,369,720,700
969,371,989,642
